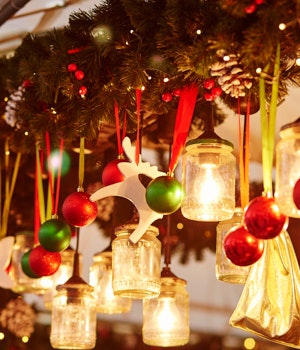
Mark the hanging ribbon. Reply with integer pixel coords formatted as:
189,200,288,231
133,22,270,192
0,139,21,238
135,88,142,164
168,84,199,174
238,96,251,209
78,137,85,190
45,132,64,217
114,100,127,156
259,44,280,195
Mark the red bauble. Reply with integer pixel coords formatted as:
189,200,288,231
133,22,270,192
62,191,98,227
293,178,300,209
79,85,87,96
203,78,215,90
224,225,264,266
162,92,173,102
244,196,288,239
102,158,127,186
29,245,61,277
75,70,85,80
68,63,77,72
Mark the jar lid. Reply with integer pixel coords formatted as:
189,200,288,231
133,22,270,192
186,129,233,149
280,117,300,137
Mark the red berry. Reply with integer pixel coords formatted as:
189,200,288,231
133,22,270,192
203,79,215,90
22,79,32,88
162,92,173,102
172,88,181,97
79,85,87,96
75,70,85,80
211,86,222,98
255,0,264,4
68,63,78,72
204,92,214,101
245,3,256,14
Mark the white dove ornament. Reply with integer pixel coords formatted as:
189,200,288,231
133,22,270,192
0,236,14,289
90,137,166,244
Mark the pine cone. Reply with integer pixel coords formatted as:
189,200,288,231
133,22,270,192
210,54,253,98
0,297,36,338
4,86,24,128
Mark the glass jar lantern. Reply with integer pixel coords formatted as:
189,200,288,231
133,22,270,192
142,276,190,347
50,276,97,350
216,207,250,283
181,136,236,221
112,223,161,299
89,250,132,314
9,231,53,294
275,118,300,218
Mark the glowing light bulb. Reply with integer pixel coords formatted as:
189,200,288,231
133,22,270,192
143,277,189,347
153,297,180,332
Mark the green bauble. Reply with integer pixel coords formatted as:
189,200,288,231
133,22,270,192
21,250,39,278
39,218,71,252
146,175,183,214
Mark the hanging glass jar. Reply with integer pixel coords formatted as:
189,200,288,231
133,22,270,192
89,249,132,314
275,117,300,218
112,222,161,299
9,231,53,294
216,207,250,283
50,276,97,350
142,274,190,346
181,134,236,221
44,248,82,310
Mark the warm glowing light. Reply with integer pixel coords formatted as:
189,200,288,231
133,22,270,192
196,29,201,35
22,336,29,343
177,222,184,230
163,77,169,83
0,332,5,340
196,164,226,205
223,55,230,61
47,149,71,176
296,58,300,66
279,22,286,30
256,67,262,74
24,131,29,136
244,337,256,350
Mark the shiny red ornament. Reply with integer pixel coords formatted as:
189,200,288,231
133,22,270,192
79,85,87,96
162,92,173,102
244,196,288,239
293,178,300,209
203,79,215,90
224,225,264,266
102,158,127,186
68,63,77,72
75,69,85,80
29,245,61,277
62,191,98,227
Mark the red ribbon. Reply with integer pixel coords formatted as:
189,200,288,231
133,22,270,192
114,100,124,155
168,84,199,173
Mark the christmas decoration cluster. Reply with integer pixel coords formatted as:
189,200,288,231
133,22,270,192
0,0,299,154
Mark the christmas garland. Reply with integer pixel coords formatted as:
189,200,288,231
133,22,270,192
0,0,299,153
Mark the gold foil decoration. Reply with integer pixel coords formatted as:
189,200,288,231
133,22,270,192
230,230,300,348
